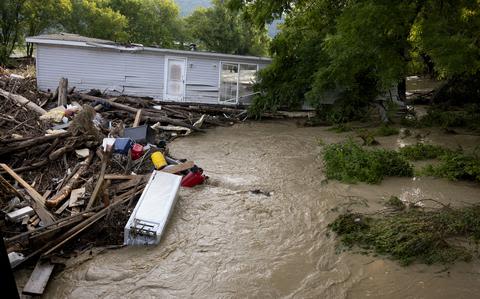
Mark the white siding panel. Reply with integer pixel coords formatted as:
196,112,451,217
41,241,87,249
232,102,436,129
185,58,219,104
37,45,125,93
36,45,165,99
123,52,164,98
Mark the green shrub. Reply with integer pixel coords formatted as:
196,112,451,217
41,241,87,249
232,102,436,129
329,205,480,265
385,196,405,210
356,129,379,146
417,105,480,129
323,141,413,184
327,124,352,133
399,143,448,161
423,151,480,182
375,125,399,136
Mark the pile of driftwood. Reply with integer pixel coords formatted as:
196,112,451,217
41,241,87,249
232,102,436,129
0,71,313,295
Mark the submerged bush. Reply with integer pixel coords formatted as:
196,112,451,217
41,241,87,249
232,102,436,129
423,151,480,182
323,141,413,184
329,205,480,265
406,104,480,130
399,143,448,161
327,124,352,133
375,125,399,136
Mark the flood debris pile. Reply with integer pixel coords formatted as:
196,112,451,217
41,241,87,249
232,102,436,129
0,74,248,296
329,200,480,265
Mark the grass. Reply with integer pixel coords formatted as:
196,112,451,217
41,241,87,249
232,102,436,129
323,140,413,184
329,205,480,265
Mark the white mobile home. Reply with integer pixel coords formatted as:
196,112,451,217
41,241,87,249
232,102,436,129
26,33,271,105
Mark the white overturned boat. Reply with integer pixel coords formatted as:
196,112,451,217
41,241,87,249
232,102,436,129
124,171,182,245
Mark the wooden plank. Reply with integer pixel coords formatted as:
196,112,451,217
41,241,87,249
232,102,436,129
133,109,142,127
104,174,144,180
161,161,195,174
22,260,55,296
0,164,55,225
55,199,69,215
86,149,111,209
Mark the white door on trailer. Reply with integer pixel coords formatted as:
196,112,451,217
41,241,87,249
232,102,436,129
165,57,186,101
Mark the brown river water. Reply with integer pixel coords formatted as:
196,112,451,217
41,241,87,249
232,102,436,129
17,120,480,298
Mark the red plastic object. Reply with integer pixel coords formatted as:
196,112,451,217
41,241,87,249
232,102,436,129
131,143,144,160
181,169,205,187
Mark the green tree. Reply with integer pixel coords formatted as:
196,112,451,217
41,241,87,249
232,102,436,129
109,0,182,48
231,0,480,117
186,0,269,55
23,0,73,57
61,0,128,42
0,0,26,64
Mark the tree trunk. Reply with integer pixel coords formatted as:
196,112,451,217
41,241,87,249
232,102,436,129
397,78,406,102
58,78,68,106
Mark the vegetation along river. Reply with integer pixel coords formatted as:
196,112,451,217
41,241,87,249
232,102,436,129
23,120,480,298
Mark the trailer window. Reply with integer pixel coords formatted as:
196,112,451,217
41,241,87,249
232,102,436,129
219,63,239,103
219,62,258,104
239,64,257,99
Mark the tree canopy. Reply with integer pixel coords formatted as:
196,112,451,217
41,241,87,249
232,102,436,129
185,0,269,56
229,0,480,117
0,0,270,65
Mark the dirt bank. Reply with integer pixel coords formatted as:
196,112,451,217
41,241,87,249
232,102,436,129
27,120,480,298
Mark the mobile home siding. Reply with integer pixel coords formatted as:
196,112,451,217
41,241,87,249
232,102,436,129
34,41,271,104
37,45,165,98
185,57,219,104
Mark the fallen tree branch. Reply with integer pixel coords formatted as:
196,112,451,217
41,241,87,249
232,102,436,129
46,152,93,208
0,88,47,115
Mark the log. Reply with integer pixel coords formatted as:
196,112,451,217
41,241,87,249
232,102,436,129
57,77,68,106
0,164,55,225
46,152,93,207
77,93,204,132
0,88,47,115
0,131,70,156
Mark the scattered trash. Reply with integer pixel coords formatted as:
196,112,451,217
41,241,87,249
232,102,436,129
181,167,206,187
102,137,116,150
151,151,167,169
75,148,90,158
131,143,144,160
8,252,25,266
114,138,133,155
39,107,65,122
6,206,34,223
123,125,154,144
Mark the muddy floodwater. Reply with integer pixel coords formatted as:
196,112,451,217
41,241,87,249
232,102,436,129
26,121,480,298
